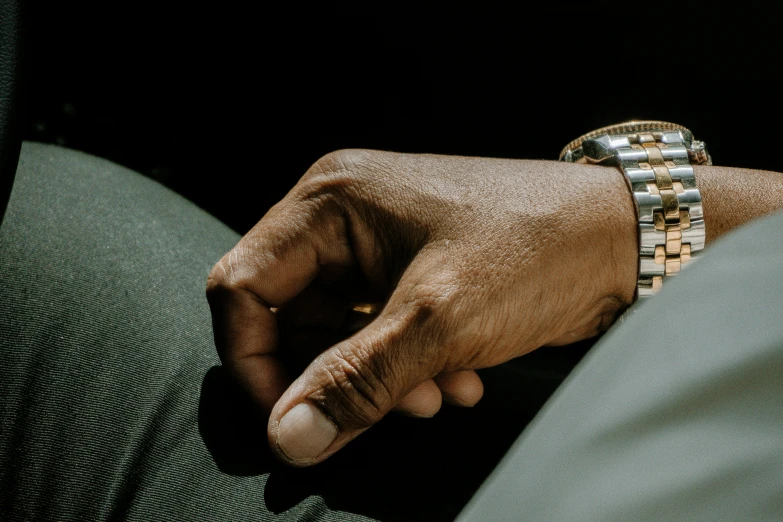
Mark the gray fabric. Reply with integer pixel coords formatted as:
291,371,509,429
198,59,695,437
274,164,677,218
457,209,783,521
0,142,373,521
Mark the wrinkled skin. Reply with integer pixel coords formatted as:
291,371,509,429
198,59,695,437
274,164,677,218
206,149,639,466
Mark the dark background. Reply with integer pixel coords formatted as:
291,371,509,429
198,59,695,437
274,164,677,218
22,2,781,235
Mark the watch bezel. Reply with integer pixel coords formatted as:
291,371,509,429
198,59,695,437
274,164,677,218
559,120,695,162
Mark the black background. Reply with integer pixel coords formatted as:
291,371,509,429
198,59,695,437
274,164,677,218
22,2,781,234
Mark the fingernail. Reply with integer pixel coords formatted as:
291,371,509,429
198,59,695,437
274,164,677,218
277,402,338,462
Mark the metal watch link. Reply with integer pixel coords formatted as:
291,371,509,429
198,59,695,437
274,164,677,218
559,121,710,299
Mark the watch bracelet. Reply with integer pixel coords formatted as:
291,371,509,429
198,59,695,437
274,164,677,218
614,130,706,298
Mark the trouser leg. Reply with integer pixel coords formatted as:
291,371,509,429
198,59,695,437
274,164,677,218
0,143,377,521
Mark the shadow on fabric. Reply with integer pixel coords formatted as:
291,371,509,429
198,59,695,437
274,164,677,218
198,340,594,521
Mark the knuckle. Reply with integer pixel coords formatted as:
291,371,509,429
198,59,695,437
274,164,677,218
205,249,251,300
205,259,231,299
395,270,475,367
313,342,395,427
406,274,462,329
297,149,391,200
308,149,377,178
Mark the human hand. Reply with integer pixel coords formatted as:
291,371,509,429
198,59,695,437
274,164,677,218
206,149,638,467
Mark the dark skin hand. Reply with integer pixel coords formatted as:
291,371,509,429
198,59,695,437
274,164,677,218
206,149,783,467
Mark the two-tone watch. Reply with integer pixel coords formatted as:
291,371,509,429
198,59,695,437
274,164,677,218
559,121,710,299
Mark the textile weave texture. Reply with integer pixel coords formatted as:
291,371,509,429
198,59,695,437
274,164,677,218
0,143,373,521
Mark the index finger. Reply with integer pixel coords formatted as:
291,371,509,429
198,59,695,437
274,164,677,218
205,195,353,414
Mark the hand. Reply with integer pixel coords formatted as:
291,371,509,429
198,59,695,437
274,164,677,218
206,149,638,466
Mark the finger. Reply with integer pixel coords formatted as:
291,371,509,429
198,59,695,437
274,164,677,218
205,286,291,413
434,370,484,407
281,318,443,417
206,196,352,414
393,379,442,418
267,278,443,467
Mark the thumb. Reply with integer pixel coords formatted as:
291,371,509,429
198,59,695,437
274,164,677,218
268,297,440,467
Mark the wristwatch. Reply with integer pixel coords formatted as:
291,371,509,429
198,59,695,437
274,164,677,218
559,121,710,299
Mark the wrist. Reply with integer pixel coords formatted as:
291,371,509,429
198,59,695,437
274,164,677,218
584,163,638,313
695,165,783,244
542,162,638,346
